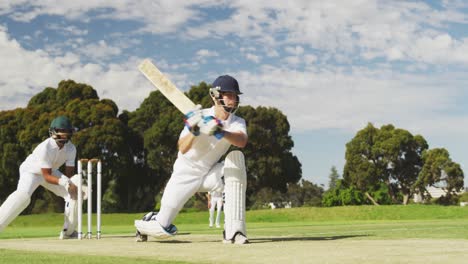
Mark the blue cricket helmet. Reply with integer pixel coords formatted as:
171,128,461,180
212,75,242,94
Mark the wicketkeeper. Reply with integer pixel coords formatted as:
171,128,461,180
0,116,84,239
135,75,249,244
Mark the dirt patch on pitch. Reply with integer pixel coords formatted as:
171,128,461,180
1,234,467,263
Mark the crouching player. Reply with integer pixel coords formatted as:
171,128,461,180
0,116,84,239
135,75,249,244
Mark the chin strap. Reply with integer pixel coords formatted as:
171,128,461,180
50,129,72,144
210,87,239,114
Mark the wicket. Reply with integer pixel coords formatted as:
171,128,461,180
77,158,102,240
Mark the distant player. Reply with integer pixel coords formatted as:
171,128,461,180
0,116,82,239
135,75,249,244
207,191,223,228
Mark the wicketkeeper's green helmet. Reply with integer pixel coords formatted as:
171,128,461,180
49,116,74,144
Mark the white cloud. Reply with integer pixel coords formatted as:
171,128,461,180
237,64,467,137
0,27,151,112
304,54,317,65
4,1,468,65
2,1,468,133
80,40,122,61
284,56,301,66
182,1,468,66
195,49,219,60
265,48,279,57
46,23,88,36
245,53,260,63
285,46,304,55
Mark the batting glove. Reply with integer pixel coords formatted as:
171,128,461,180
184,105,202,136
199,116,224,139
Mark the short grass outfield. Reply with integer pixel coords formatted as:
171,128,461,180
1,205,468,264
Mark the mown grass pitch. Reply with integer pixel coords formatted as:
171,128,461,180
1,205,468,263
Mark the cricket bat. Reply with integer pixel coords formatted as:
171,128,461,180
138,59,196,114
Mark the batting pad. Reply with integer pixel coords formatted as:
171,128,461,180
223,150,247,240
62,199,78,236
0,191,30,232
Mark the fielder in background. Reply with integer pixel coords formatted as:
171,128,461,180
135,75,249,244
0,116,81,239
207,190,223,228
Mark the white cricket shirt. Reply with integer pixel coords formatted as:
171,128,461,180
20,137,77,174
178,106,247,170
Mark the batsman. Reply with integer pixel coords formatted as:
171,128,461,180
135,75,249,244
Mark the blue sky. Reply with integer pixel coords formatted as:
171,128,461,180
1,1,467,188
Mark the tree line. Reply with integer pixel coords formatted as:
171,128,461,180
3,80,460,212
323,123,464,206
0,80,321,213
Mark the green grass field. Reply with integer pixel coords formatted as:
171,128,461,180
1,205,468,263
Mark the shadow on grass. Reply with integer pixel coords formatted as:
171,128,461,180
249,234,369,244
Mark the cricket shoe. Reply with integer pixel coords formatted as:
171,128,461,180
135,230,148,242
140,211,177,234
141,211,158,221
59,230,79,240
223,231,249,244
136,224,177,242
134,220,177,240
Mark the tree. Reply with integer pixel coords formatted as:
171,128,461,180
343,123,428,205
328,166,340,190
125,90,183,211
414,148,464,203
238,106,302,197
343,123,383,205
284,179,324,207
0,79,305,212
0,80,137,213
374,125,428,204
0,109,27,204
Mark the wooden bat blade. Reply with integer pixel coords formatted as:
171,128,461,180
138,59,196,114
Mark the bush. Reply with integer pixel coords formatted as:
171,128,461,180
435,194,459,205
249,188,283,210
322,179,365,206
370,183,393,205
458,192,468,202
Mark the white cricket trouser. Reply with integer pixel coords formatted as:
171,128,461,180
157,157,224,228
0,167,70,232
209,196,223,227
17,167,70,198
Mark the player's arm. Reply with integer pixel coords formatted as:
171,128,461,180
178,132,197,154
41,168,61,185
222,131,248,148
65,166,75,177
41,168,78,199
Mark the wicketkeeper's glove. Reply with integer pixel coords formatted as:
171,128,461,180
184,105,202,136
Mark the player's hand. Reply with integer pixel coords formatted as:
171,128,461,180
69,174,88,200
199,116,224,139
68,182,78,200
184,105,202,136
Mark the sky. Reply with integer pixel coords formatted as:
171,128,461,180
1,0,467,188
